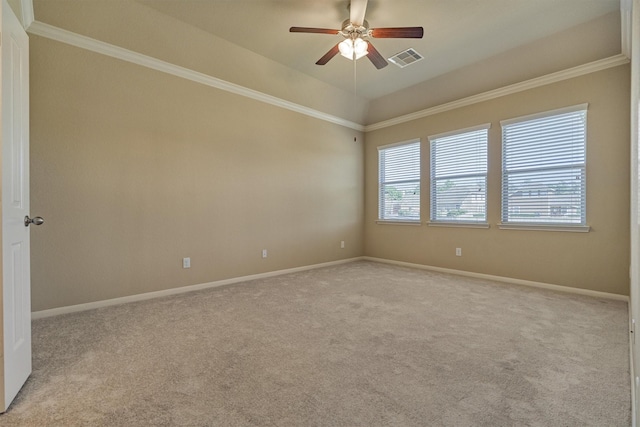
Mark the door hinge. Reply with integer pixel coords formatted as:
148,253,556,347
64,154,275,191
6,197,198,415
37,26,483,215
632,318,636,344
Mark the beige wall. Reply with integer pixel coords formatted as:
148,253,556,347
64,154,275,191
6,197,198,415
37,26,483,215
32,0,369,124
28,5,631,310
364,65,631,296
30,36,364,311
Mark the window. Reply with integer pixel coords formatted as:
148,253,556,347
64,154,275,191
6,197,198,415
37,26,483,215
429,125,489,224
378,140,420,222
501,104,587,229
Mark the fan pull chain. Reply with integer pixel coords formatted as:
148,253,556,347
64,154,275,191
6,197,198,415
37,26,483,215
353,50,358,111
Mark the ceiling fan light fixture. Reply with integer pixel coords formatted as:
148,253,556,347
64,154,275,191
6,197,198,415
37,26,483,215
339,37,368,60
291,0,423,69
354,37,368,57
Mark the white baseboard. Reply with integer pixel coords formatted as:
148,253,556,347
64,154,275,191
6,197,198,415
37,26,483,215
33,255,628,319
363,256,630,301
31,257,365,319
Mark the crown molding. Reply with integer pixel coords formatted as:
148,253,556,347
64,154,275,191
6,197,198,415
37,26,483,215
364,54,630,132
621,0,632,58
27,20,628,135
27,21,366,132
19,0,33,29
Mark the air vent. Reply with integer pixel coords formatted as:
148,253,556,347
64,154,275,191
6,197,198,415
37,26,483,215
388,48,423,68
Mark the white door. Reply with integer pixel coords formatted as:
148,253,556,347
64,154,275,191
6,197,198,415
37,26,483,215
0,0,30,412
631,0,640,424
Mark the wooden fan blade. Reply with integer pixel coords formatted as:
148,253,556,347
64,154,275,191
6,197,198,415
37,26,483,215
371,27,424,38
350,0,368,26
366,43,388,69
316,44,341,65
290,27,340,35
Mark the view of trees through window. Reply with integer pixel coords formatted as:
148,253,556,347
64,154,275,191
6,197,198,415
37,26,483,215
381,183,420,219
433,178,486,220
376,106,587,228
430,126,488,223
378,141,420,221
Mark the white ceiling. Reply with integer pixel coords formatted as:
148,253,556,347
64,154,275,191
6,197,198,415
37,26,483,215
139,0,621,101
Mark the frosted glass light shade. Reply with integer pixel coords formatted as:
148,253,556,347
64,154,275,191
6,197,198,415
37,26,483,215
353,38,368,58
339,38,368,60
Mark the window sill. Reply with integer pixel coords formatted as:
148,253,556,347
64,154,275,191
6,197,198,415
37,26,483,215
376,220,422,226
498,223,591,233
427,221,490,229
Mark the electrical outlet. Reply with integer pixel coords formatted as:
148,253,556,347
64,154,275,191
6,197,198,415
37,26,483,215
341,241,345,249
262,249,267,258
183,257,191,269
455,248,462,257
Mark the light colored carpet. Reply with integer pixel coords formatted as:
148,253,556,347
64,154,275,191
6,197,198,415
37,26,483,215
1,261,630,426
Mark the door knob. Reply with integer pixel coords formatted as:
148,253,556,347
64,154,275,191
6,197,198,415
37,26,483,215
24,216,44,227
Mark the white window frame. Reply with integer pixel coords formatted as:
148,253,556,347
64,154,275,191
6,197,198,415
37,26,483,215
377,140,421,224
428,124,490,228
499,104,590,232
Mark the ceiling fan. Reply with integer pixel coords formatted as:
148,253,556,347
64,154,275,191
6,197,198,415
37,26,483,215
289,0,423,69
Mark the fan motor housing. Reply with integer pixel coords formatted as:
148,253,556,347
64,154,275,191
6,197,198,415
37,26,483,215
341,19,370,38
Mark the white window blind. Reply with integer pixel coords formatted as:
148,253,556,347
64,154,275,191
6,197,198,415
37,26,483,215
429,125,489,223
378,141,420,221
501,105,587,226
